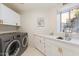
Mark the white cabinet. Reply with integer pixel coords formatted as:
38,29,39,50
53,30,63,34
0,4,20,26
63,48,78,56
39,37,45,53
45,39,76,56
53,40,79,56
32,34,79,56
34,35,45,53
45,39,60,56
62,44,79,56
44,38,79,56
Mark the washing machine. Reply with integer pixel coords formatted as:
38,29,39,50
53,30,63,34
15,32,28,55
12,32,28,55
0,33,21,56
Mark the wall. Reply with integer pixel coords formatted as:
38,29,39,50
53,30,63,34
45,4,63,36
19,4,64,35
19,4,63,46
20,9,53,35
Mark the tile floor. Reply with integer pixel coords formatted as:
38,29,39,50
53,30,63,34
21,46,44,56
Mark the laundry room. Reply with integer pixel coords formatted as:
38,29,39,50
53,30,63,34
1,2,79,57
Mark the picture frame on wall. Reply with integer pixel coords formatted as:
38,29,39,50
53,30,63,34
37,17,45,27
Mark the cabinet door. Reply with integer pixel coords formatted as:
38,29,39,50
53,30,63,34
34,35,40,49
45,39,60,56
0,4,20,26
1,4,14,25
16,15,20,26
38,37,45,53
63,48,78,56
62,44,79,56
34,35,45,53
55,41,79,56
14,11,20,26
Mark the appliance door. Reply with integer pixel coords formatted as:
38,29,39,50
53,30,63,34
5,40,21,56
22,36,28,48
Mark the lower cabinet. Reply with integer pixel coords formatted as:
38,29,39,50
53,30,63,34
33,34,79,56
34,35,45,53
46,39,79,56
45,39,60,56
63,48,77,56
62,44,79,56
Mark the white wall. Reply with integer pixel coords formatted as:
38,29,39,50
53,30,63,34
19,4,63,46
20,10,53,35
19,4,63,35
47,4,63,36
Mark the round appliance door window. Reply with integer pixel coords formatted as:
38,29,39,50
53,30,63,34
22,36,28,47
5,40,21,56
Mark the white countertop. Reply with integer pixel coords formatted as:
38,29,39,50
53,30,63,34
33,33,79,47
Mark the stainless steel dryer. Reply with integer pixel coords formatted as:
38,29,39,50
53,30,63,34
16,32,28,55
0,33,21,56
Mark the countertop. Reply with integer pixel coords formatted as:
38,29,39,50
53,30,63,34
33,33,79,47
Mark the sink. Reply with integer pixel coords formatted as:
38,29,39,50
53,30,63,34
56,37,64,40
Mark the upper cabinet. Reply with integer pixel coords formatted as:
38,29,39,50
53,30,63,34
0,4,20,26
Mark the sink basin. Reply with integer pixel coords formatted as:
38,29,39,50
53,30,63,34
56,37,64,40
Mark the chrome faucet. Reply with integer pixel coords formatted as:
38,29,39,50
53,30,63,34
65,32,71,41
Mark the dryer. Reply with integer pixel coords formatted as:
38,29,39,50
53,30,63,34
16,32,28,55
0,33,21,56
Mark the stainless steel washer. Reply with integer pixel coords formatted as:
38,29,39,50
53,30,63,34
5,40,21,56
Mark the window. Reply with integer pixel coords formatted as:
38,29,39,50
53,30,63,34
57,8,79,32
70,9,76,20
61,11,70,32
61,12,69,23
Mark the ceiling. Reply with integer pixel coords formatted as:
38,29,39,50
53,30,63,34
4,3,62,14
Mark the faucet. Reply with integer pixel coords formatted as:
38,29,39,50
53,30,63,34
65,32,71,41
